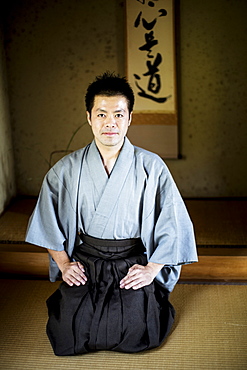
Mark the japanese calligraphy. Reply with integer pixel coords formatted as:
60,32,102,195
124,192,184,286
133,0,170,104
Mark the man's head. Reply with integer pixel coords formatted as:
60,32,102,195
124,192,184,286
85,71,135,117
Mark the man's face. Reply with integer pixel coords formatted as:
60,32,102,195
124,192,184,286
87,95,132,152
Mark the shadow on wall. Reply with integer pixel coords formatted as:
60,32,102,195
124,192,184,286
0,152,16,214
28,121,87,170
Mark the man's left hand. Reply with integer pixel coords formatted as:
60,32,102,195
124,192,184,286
119,262,164,290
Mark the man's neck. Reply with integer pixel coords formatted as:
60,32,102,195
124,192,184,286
96,141,124,175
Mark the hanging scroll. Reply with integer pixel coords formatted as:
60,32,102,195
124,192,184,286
126,0,178,158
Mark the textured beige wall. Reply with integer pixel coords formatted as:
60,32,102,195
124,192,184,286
0,25,15,214
4,0,125,195
4,0,247,197
168,0,247,197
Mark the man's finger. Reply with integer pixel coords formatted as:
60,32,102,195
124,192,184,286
76,261,85,272
120,275,142,289
72,264,87,279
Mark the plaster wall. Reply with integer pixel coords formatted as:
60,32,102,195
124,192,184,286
3,0,247,197
0,24,15,214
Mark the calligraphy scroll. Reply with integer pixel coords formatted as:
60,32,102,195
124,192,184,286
126,0,178,158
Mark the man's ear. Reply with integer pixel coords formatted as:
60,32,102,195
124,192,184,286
86,111,91,126
128,112,132,126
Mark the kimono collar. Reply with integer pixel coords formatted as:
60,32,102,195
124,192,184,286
85,137,135,237
89,136,134,178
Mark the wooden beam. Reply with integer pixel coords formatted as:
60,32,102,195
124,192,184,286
181,256,247,280
0,251,49,278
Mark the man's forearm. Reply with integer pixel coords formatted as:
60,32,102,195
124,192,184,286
146,262,164,277
48,249,71,272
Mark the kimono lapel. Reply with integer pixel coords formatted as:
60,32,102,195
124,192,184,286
86,140,108,199
87,138,134,237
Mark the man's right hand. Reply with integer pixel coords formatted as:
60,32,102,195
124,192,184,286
48,249,87,287
60,260,87,287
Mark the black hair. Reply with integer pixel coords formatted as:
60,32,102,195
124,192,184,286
85,71,135,114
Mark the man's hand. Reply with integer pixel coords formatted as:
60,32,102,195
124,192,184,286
48,249,87,287
119,262,164,290
60,261,87,287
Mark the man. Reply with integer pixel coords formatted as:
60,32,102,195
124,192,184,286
26,72,197,356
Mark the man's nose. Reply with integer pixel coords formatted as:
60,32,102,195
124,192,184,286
105,115,116,127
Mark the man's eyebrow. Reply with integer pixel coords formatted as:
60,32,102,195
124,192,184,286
96,108,107,112
115,109,126,112
95,108,126,113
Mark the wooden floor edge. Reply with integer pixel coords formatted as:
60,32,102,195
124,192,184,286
0,252,247,281
181,256,247,280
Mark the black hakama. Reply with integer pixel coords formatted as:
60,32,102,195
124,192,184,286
46,234,175,356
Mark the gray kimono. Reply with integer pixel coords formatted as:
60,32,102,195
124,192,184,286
26,137,197,292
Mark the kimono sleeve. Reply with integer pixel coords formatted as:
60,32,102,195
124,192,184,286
25,167,68,251
142,164,198,291
149,185,198,266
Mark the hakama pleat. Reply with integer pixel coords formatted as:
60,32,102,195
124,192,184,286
46,235,175,356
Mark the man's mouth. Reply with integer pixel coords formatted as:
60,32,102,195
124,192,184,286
102,132,118,136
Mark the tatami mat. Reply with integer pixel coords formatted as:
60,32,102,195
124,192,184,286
0,280,246,369
0,198,36,243
1,198,247,247
184,199,247,247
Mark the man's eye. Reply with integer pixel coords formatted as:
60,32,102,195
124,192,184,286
115,114,123,118
98,114,105,117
